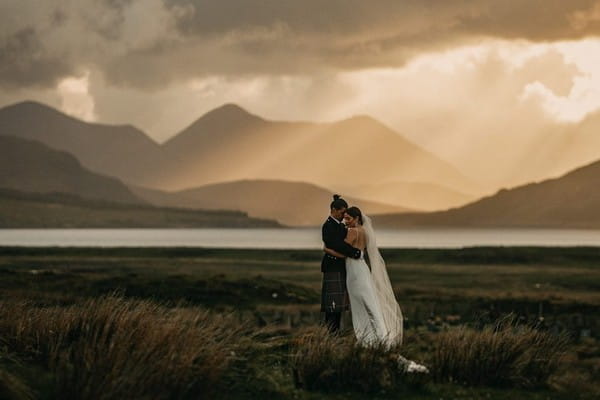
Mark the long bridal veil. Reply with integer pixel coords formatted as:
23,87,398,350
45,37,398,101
362,214,404,346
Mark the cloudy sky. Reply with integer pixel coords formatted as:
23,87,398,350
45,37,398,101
2,0,600,186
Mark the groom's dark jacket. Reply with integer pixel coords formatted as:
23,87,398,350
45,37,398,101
321,216,362,273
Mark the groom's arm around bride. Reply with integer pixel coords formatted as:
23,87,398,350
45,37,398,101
321,220,361,269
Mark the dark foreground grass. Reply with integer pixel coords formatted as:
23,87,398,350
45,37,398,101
0,246,598,399
431,315,568,388
0,297,595,400
290,326,428,393
290,320,568,395
0,294,249,400
0,366,35,400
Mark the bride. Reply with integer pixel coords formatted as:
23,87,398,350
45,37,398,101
324,206,428,373
324,206,403,348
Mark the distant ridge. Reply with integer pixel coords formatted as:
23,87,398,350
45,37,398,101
0,188,280,228
373,158,600,229
130,179,411,226
162,103,265,147
0,135,143,205
0,100,171,186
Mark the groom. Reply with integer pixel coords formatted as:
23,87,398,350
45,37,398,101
321,194,362,333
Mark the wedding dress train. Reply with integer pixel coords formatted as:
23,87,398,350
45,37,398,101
346,214,403,348
346,254,388,346
346,215,429,374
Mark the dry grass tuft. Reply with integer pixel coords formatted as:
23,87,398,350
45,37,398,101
290,326,428,393
0,293,247,400
0,368,35,400
432,315,568,388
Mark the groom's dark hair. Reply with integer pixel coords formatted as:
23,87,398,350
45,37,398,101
330,194,348,210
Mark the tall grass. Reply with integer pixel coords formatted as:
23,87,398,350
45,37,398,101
0,368,35,400
290,326,427,393
432,315,568,388
291,317,569,394
0,294,248,400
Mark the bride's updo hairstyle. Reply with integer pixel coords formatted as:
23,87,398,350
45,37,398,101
346,206,363,225
330,194,348,210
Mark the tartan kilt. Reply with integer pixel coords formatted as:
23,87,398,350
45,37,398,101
320,271,350,312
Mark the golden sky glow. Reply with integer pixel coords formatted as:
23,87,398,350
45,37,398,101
2,1,600,190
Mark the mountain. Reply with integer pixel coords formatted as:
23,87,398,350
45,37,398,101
0,101,173,186
0,135,143,204
0,101,480,205
130,179,410,226
334,181,475,211
160,104,480,194
373,159,600,228
0,188,280,228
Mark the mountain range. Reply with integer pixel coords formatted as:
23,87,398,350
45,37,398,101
373,159,600,229
0,135,278,227
0,101,480,211
0,125,409,226
159,104,480,195
2,100,600,228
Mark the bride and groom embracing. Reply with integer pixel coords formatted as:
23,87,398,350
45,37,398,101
320,194,403,347
321,195,429,373
320,195,428,372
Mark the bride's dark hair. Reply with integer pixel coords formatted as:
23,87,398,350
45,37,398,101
346,206,363,225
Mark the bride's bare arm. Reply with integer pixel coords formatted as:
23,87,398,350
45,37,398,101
344,228,358,246
324,247,346,258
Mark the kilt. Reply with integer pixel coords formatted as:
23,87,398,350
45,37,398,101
320,271,350,312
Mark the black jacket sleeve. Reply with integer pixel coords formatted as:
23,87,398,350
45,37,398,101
322,222,361,259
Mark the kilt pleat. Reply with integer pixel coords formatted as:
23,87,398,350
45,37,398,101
321,271,349,312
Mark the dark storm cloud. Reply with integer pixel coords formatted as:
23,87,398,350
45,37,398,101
1,0,600,90
0,28,75,89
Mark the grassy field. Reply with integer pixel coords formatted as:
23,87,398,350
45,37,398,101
0,246,598,399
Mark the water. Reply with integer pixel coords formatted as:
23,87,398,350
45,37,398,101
1,228,600,248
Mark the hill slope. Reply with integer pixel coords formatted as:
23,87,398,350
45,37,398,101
160,105,479,194
131,179,410,226
0,101,172,185
0,135,143,204
373,159,600,228
0,189,279,228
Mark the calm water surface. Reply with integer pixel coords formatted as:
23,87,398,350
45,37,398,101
1,228,600,248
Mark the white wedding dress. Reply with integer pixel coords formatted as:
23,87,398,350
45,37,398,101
346,253,389,345
346,214,403,348
346,215,429,374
